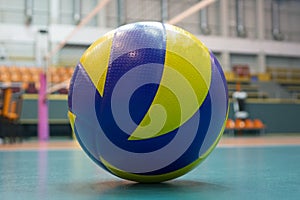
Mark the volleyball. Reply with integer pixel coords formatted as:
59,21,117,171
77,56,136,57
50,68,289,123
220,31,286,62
67,22,228,183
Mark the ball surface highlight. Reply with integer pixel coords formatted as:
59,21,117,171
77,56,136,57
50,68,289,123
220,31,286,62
68,22,228,183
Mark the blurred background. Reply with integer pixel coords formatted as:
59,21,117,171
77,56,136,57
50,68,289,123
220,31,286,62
0,0,300,141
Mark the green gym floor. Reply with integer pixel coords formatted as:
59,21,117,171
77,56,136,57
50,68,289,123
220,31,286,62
0,136,299,200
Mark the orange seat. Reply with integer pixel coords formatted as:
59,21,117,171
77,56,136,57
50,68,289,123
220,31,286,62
31,73,40,83
0,87,23,143
235,119,245,129
57,67,67,75
21,72,33,82
0,72,11,82
1,88,12,117
6,100,19,120
1,88,21,121
226,118,235,129
10,73,22,82
51,74,62,84
245,119,254,129
253,119,265,129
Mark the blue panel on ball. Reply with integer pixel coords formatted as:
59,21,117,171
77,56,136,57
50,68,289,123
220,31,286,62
93,23,171,153
94,49,179,153
211,52,228,109
73,124,109,171
129,83,161,124
106,22,166,127
197,53,228,157
69,63,104,163
109,22,166,62
105,48,165,127
68,63,80,112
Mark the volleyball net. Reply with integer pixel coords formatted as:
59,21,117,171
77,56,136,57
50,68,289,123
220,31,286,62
46,0,216,74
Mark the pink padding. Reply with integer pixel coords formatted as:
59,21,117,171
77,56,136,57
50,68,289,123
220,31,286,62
38,72,49,141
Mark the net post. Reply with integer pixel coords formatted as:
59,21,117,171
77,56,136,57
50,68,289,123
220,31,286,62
38,70,49,141
37,28,50,141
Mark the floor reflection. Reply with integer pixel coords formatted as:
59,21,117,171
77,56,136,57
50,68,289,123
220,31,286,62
37,150,48,199
61,179,228,199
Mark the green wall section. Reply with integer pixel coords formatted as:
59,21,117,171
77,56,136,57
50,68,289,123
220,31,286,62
228,101,300,133
20,94,69,124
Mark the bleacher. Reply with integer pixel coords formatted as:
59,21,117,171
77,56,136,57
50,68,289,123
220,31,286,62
0,65,73,142
224,64,268,135
223,65,300,135
225,64,269,99
0,65,73,94
267,67,300,99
